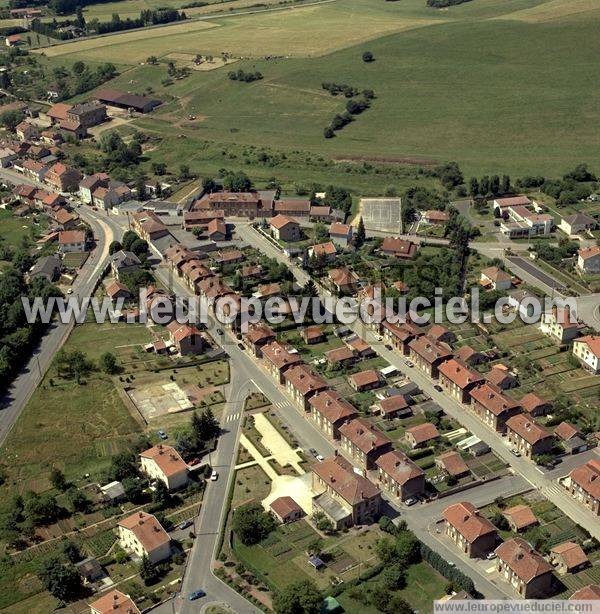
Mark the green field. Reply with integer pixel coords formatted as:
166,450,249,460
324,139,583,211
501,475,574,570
33,0,600,177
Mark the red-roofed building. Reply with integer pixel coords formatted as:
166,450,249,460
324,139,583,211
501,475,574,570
505,414,553,459
375,394,411,420
301,325,326,345
570,584,600,600
405,422,440,448
45,162,82,192
243,322,276,356
329,222,353,246
408,336,453,379
339,417,392,470
376,450,425,501
550,542,589,575
58,229,86,252
573,335,600,374
308,241,337,262
309,390,357,439
270,496,304,524
166,321,204,355
325,346,356,368
502,505,538,532
261,341,302,383
284,364,328,411
577,246,600,274
348,369,382,392
443,501,498,558
381,237,417,259
117,511,171,564
140,444,188,490
438,358,484,403
520,393,552,417
270,214,301,242
470,383,522,432
495,538,553,598
436,451,470,478
541,306,581,344
89,589,140,614
382,320,423,355
565,459,600,516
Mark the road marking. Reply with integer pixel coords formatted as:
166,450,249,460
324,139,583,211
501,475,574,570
224,412,240,423
274,400,288,409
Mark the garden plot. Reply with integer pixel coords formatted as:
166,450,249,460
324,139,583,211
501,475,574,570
127,380,193,420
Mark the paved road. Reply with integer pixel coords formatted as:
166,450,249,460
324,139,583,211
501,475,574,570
0,169,120,446
240,224,600,541
506,256,565,292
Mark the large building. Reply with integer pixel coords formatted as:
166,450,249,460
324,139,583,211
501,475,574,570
95,88,162,113
308,389,357,439
376,450,425,501
469,383,522,433
505,414,554,459
442,501,498,558
438,358,484,403
311,455,381,529
284,364,328,411
140,444,188,490
495,538,554,598
117,511,171,564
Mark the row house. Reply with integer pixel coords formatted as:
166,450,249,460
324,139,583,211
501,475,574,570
376,449,425,501
163,244,197,276
273,199,311,217
132,210,170,242
311,455,381,529
470,382,522,433
565,459,600,516
408,336,453,379
180,259,214,294
382,320,423,355
45,162,82,192
442,501,498,558
79,172,110,204
338,417,392,470
261,340,303,384
22,159,49,183
438,358,484,403
284,364,328,411
495,538,554,598
505,414,554,459
308,389,357,440
183,209,225,231
242,322,276,357
198,276,234,303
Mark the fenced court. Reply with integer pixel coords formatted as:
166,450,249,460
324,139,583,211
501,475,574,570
358,198,402,233
127,380,193,420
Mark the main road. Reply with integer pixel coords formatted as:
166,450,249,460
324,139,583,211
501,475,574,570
0,168,122,446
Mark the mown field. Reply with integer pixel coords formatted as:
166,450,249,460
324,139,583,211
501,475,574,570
35,0,600,177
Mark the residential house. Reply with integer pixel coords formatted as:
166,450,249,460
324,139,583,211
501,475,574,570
550,542,589,575
309,204,335,222
559,213,597,236
572,336,600,374
132,210,170,242
485,364,518,390
270,496,304,524
338,417,392,470
381,237,417,259
541,306,581,344
495,538,554,598
423,210,449,225
309,241,337,262
502,504,538,532
455,345,486,366
408,336,453,379
470,383,522,433
0,147,17,168
301,325,326,344
45,162,82,192
442,501,498,558
104,280,131,301
110,250,141,280
325,346,356,368
22,159,49,182
270,214,301,242
54,207,79,230
284,363,328,411
67,101,107,129
329,222,353,246
75,557,104,584
207,218,227,241
16,120,38,141
117,511,170,564
570,585,600,600
565,460,600,516
348,369,381,392
428,325,457,345
382,320,423,355
27,255,62,283
375,394,411,420
520,393,552,417
214,249,244,266
261,341,303,383
89,589,141,614
438,358,484,403
328,267,360,295
243,323,276,357
436,451,470,478
554,421,583,443
182,210,225,232
309,390,357,440
577,246,600,274
79,172,110,204
167,322,204,355
505,414,553,459
5,34,22,46
191,191,262,217
311,455,381,529
376,450,425,501
58,230,87,252
405,422,440,449
139,444,188,490
345,335,375,358
480,266,512,291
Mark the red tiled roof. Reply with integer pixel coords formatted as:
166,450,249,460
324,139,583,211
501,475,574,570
349,369,380,388
312,455,380,505
325,346,355,364
569,460,600,500
378,394,409,416
470,383,521,416
308,390,357,424
406,422,440,444
117,511,170,552
284,364,327,397
270,496,302,519
550,542,588,571
339,417,390,454
270,213,297,230
495,538,552,582
140,444,187,478
574,336,600,358
506,414,552,445
58,230,85,245
381,237,417,257
503,505,538,530
311,241,337,256
329,222,351,236
442,501,496,543
376,450,424,486
554,421,582,441
520,393,551,414
89,589,140,614
261,341,302,370
437,451,469,477
570,584,600,600
439,358,483,390
579,246,600,260
408,336,452,365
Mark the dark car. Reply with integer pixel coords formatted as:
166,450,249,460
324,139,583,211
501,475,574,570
188,589,206,600
433,385,443,392
238,342,245,350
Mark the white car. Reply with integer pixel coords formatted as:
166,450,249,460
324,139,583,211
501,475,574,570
316,455,324,462
486,552,497,560
405,497,418,506
210,470,218,481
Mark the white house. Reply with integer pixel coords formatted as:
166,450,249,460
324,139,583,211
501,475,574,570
117,511,171,564
480,266,512,291
559,213,596,236
58,230,87,253
139,444,188,490
572,336,600,374
577,246,600,274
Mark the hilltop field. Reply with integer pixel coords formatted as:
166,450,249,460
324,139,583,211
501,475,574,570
34,0,600,177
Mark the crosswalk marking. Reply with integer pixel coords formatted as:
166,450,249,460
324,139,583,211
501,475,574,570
223,412,241,423
274,400,289,409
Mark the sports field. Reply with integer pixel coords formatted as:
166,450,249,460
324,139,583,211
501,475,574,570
36,0,600,176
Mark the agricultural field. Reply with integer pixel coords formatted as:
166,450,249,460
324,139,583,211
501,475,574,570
35,0,600,177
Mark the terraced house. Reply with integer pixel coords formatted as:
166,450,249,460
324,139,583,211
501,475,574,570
565,459,600,516
469,382,522,433
376,449,425,501
505,414,554,459
284,363,328,411
338,418,392,470
438,358,484,403
442,501,498,559
308,389,357,439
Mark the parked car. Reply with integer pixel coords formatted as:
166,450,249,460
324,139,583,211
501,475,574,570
510,449,521,457
405,360,414,367
178,519,193,530
210,470,218,481
217,328,224,335
385,344,393,351
316,455,324,462
157,430,168,440
405,497,418,506
188,589,205,600
433,384,443,392
486,552,497,560
237,342,245,350
309,448,318,457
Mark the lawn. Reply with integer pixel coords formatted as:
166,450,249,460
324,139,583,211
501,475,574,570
0,210,48,250
39,0,600,176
